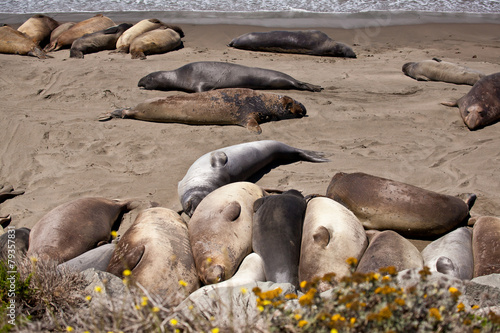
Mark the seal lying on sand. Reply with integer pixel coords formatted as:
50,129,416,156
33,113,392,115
0,25,50,59
115,18,184,53
99,88,307,133
138,61,323,92
17,14,59,46
178,140,329,217
129,26,182,59
326,172,476,238
45,14,115,52
70,23,132,58
441,72,500,130
402,58,485,85
229,30,356,58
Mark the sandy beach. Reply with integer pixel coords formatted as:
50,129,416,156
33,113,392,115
0,15,499,249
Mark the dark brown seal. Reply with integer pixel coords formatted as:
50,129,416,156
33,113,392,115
0,25,50,58
70,23,132,58
442,72,500,130
326,172,475,238
99,88,307,133
44,14,115,52
17,14,59,47
27,197,136,263
229,30,356,58
472,216,500,277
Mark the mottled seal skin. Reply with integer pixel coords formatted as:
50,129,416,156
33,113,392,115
100,88,307,133
252,190,306,288
115,18,185,53
402,58,485,85
442,72,500,130
0,25,50,59
107,207,199,303
49,22,75,43
58,243,116,273
229,30,356,58
299,197,367,291
129,27,181,60
138,61,323,93
69,23,132,59
421,227,473,280
326,172,475,238
188,182,266,285
0,227,30,262
17,14,59,46
27,197,136,263
44,14,115,52
472,216,500,277
178,140,329,217
356,230,424,274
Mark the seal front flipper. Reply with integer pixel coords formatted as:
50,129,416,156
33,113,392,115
210,151,228,168
441,100,458,107
245,118,262,134
106,244,145,277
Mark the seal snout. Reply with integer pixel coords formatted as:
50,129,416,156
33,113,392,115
203,264,225,285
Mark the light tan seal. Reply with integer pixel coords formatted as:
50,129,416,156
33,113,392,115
99,88,307,134
44,14,115,52
17,14,59,46
0,25,50,58
114,18,184,53
49,22,76,43
299,197,367,291
27,197,136,263
188,182,266,285
402,58,485,85
326,172,476,238
471,216,500,277
107,207,199,303
129,26,181,59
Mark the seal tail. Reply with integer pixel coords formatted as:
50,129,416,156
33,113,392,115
98,108,129,121
296,148,330,163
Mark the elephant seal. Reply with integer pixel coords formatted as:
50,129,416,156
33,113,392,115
421,227,473,280
356,230,424,274
299,197,367,291
0,25,50,59
99,88,307,134
188,182,266,285
17,14,59,46
115,18,184,53
402,58,485,85
442,72,500,130
44,14,115,52
49,22,76,43
129,26,181,60
58,243,115,273
0,184,24,203
326,172,475,238
252,190,306,288
178,140,329,217
472,216,500,277
138,61,323,93
69,23,132,58
0,227,30,262
27,197,136,263
229,30,356,58
107,207,199,303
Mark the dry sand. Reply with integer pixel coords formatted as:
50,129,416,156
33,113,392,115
0,16,499,249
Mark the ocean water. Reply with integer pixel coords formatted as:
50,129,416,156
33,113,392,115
1,0,499,27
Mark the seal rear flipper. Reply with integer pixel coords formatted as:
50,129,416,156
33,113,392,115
107,244,145,277
435,256,457,276
69,48,84,59
29,47,52,59
432,57,443,62
245,118,262,134
296,148,330,163
98,109,129,121
441,100,458,107
0,215,11,228
131,51,147,60
298,81,323,92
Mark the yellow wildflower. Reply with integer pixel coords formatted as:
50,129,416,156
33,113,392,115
331,330,339,333
141,297,148,306
30,256,38,263
179,280,188,287
294,314,302,321
123,269,131,276
135,304,141,310
111,230,118,238
211,328,220,333
206,257,212,263
240,287,247,294
378,306,392,320
188,305,194,310
285,293,298,299
346,257,358,266
300,280,308,289
298,320,308,328
257,305,264,312
85,295,92,301
299,288,317,306
260,287,282,300
152,306,160,313
350,317,356,325
395,298,405,306
429,307,441,321
449,286,461,299
170,318,178,326
331,314,345,322
94,286,102,293
471,305,480,310
66,327,74,332
457,303,465,312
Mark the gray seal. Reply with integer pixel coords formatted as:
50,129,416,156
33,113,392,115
442,72,500,130
70,23,132,59
178,140,329,217
252,190,307,288
138,61,323,92
229,30,356,58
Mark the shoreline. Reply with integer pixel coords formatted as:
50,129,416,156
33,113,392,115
1,10,499,28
